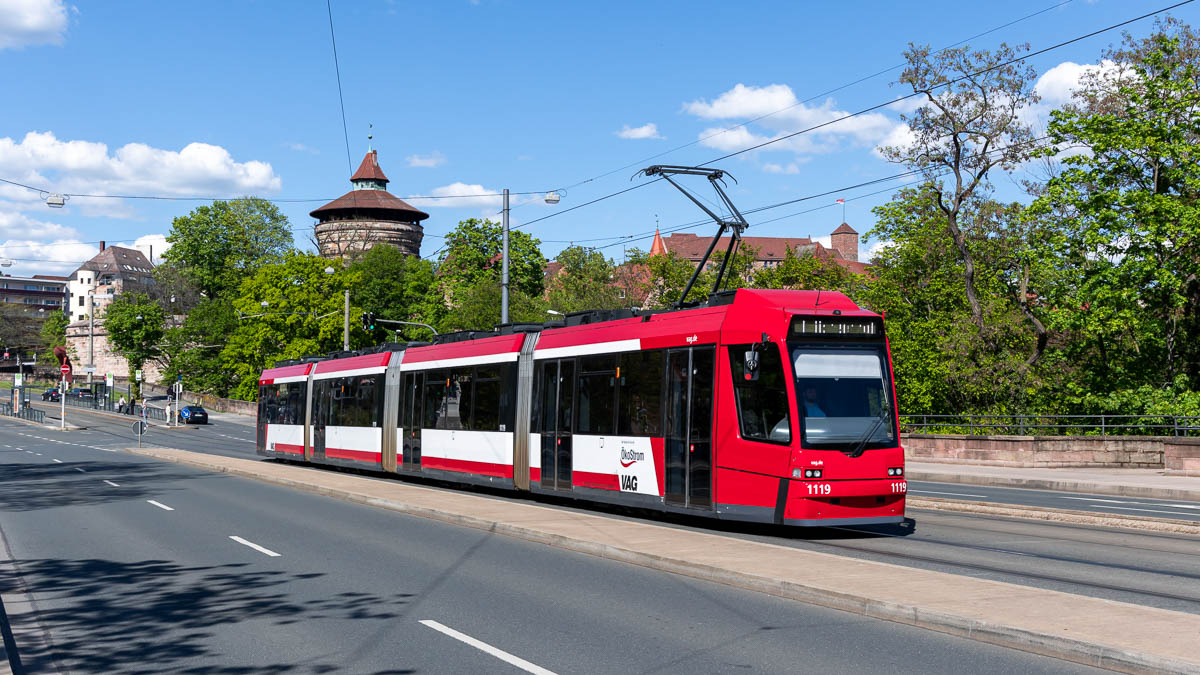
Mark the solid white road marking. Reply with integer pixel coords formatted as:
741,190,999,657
104,480,120,487
1081,505,1200,517
419,620,556,675
1059,496,1200,510
229,536,280,557
146,500,174,511
52,459,62,463
909,489,988,498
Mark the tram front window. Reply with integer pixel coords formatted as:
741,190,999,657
792,348,894,449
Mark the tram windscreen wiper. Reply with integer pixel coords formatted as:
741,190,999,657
847,404,890,458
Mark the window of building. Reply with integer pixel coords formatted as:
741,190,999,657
78,296,84,307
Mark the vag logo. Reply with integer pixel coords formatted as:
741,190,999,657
620,475,638,491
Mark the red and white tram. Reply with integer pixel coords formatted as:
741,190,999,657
257,289,906,527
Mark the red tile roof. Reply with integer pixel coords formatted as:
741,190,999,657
350,150,389,184
309,189,430,221
832,222,857,235
662,233,818,261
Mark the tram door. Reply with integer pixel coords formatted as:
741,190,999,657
539,359,574,490
665,347,715,508
401,372,423,471
311,379,328,462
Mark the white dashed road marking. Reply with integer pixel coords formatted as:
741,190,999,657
909,489,988,498
74,467,86,473
146,500,174,511
420,620,556,675
229,536,280,557
103,480,120,487
52,459,62,463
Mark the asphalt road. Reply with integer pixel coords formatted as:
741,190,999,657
18,403,1200,616
0,417,1105,674
907,480,1200,523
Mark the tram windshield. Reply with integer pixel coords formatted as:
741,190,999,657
791,347,895,450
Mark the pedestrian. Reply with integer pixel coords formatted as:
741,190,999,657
117,395,127,414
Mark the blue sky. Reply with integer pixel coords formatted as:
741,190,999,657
2,0,1196,278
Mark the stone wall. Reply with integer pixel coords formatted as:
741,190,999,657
141,382,257,417
1164,438,1200,475
64,322,163,383
902,434,1166,468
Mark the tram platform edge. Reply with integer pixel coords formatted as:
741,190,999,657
126,446,1200,675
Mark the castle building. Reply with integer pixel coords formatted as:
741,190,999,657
311,150,430,258
650,222,866,274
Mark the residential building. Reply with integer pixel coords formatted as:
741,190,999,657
65,243,159,380
0,274,68,314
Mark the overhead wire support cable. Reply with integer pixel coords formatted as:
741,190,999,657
698,0,1193,167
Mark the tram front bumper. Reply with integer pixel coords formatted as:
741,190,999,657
782,477,906,523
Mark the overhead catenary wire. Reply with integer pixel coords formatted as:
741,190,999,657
547,0,1078,195
501,1,1189,238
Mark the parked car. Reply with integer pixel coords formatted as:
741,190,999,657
42,388,60,402
178,405,208,424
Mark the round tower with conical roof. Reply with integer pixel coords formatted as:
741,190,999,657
311,150,430,258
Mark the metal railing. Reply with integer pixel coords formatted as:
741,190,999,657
0,401,46,424
900,414,1200,437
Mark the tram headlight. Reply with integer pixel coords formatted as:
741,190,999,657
887,467,904,477
794,468,823,479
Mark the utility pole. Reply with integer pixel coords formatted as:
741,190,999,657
501,188,510,325
343,289,350,351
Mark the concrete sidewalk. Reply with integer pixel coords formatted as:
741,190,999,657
129,447,1200,674
909,461,1200,502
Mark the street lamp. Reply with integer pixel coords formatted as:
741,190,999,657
501,189,564,325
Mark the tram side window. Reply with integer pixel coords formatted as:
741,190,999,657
534,361,554,433
727,344,791,444
471,365,502,431
577,355,616,435
344,375,382,427
261,382,305,425
617,350,664,436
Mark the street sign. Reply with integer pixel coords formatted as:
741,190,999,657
82,366,96,374
135,369,142,382
13,373,22,387
60,364,70,375
105,373,114,387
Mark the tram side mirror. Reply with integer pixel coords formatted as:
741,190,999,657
743,348,760,382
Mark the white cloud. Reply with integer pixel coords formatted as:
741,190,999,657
683,84,904,161
0,238,97,276
0,0,68,50
406,151,447,168
1035,60,1117,106
0,131,282,211
407,182,502,209
615,123,664,140
864,239,894,263
762,162,803,175
0,210,79,240
284,141,319,155
131,233,170,264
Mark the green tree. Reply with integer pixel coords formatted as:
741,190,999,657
882,42,1041,328
159,299,238,397
162,197,293,300
1031,24,1200,391
545,246,622,313
440,280,547,332
104,293,165,400
436,218,546,299
37,311,69,363
346,244,438,342
222,253,364,400
751,247,858,293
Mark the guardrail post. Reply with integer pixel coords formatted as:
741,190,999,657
1100,414,1106,437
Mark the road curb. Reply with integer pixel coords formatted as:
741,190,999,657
907,497,1200,535
130,447,1200,675
908,470,1200,502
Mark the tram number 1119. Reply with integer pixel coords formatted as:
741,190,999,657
805,483,832,496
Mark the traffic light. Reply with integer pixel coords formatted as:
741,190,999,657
361,312,375,332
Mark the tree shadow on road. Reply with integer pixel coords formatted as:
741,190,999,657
0,461,208,513
0,558,414,674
